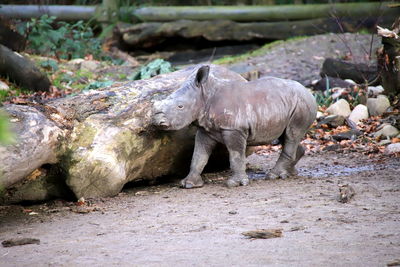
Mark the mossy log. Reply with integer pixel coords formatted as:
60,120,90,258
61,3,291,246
117,16,394,49
0,65,244,202
0,44,51,92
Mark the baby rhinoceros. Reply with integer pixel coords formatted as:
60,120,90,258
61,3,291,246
153,65,317,188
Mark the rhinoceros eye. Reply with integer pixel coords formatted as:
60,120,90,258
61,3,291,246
177,105,184,109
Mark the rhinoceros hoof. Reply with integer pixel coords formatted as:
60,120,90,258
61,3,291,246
180,177,204,189
226,177,249,188
267,171,289,179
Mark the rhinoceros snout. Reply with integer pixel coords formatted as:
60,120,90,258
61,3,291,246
153,112,170,129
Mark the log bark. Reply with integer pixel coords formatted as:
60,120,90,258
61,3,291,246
0,65,244,202
117,16,395,49
320,58,378,84
0,44,51,92
377,18,400,96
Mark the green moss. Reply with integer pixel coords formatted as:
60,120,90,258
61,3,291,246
71,123,98,150
213,36,308,65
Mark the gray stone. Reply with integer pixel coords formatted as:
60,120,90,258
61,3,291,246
385,143,400,154
367,95,390,116
80,60,101,72
0,80,9,91
377,139,392,146
367,85,384,96
374,125,399,138
332,129,362,141
326,99,351,117
348,104,368,124
318,115,345,127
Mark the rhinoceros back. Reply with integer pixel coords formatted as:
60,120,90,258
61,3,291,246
201,76,317,144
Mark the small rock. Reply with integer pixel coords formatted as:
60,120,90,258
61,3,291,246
326,99,351,117
344,79,356,85
348,104,369,124
378,139,392,146
318,115,345,127
316,111,324,119
338,184,355,203
385,143,400,154
66,58,85,69
280,220,289,223
289,226,306,232
80,60,100,71
387,259,400,266
229,211,237,215
332,129,361,141
367,85,384,96
367,95,390,116
324,144,341,151
0,80,9,91
374,125,400,138
2,238,40,247
242,229,283,239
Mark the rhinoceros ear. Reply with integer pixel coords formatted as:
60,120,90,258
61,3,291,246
195,65,210,87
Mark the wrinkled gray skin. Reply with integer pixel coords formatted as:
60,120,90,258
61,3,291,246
153,65,317,188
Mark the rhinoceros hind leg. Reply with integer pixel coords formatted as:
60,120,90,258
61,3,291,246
268,139,304,179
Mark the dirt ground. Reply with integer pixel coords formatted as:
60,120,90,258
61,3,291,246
1,150,399,266
1,33,399,266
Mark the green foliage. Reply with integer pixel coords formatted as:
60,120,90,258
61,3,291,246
313,90,333,108
130,59,175,80
0,112,14,145
40,59,59,72
19,15,103,60
84,80,114,91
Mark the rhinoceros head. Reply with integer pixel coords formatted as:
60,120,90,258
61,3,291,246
153,65,210,130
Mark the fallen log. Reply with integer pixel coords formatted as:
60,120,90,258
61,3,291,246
0,65,244,202
117,16,394,49
0,44,51,92
377,18,400,96
0,2,396,22
320,58,378,84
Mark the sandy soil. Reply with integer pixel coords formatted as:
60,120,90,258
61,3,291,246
1,150,399,266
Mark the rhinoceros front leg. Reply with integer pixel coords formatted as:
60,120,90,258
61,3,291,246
181,129,217,189
222,130,249,187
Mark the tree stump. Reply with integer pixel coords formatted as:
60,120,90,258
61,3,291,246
377,18,400,96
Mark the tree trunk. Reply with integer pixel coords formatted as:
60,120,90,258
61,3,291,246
0,65,243,202
0,19,26,52
377,18,400,96
0,44,51,92
117,16,394,50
